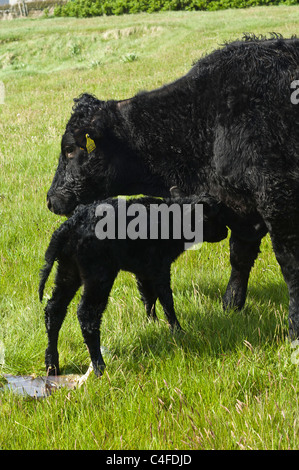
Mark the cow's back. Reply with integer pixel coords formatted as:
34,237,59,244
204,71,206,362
195,36,299,211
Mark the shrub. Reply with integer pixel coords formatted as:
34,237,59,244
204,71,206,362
53,0,299,18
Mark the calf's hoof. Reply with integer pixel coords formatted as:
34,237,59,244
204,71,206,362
92,362,106,378
46,365,60,376
170,321,184,335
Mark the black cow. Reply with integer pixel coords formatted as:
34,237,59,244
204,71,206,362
47,34,299,340
39,193,227,376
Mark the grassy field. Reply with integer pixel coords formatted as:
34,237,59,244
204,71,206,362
0,5,298,450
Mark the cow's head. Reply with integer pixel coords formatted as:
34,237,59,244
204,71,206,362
47,93,169,216
47,128,109,216
47,94,109,215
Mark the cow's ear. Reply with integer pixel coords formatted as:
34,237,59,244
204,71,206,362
74,128,99,153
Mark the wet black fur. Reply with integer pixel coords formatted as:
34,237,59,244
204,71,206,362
47,34,299,339
40,194,227,376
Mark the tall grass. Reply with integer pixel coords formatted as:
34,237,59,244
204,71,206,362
0,6,298,450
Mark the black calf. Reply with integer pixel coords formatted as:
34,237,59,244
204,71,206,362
39,193,227,376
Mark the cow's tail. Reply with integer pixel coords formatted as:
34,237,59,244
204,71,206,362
39,223,69,302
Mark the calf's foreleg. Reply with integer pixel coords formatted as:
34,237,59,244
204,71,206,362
77,276,114,376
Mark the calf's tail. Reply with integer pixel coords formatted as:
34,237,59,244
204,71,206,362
39,224,68,302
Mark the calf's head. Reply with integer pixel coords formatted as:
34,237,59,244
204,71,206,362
170,187,228,243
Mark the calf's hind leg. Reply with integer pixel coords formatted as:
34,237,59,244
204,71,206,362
45,261,81,375
136,276,158,321
154,270,182,333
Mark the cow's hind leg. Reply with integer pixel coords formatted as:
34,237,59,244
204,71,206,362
268,228,299,340
45,261,81,375
223,233,262,311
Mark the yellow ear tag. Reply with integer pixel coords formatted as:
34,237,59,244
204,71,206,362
86,134,96,154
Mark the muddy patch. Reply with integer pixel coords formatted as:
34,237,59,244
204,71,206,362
0,347,111,398
1,372,86,398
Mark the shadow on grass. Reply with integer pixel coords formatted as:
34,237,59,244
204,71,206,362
108,278,289,371
183,272,288,308
56,276,289,375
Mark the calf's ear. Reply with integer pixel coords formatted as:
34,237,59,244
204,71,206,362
170,186,186,198
201,197,222,218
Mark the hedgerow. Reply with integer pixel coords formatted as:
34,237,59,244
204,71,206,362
0,0,65,11
53,0,299,18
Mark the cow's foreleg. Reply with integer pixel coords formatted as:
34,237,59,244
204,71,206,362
223,233,261,311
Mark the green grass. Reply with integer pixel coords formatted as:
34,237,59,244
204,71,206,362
0,6,298,450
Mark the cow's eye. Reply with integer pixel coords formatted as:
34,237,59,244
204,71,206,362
65,146,75,158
